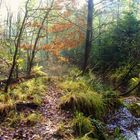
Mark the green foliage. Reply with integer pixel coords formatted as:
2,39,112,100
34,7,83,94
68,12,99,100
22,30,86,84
26,112,42,125
114,127,126,140
0,93,8,102
59,77,104,117
5,111,25,127
61,91,104,117
65,13,140,86
32,65,47,76
10,77,47,105
103,90,121,111
93,12,140,72
71,112,94,136
91,119,106,140
110,66,129,86
68,67,82,78
128,103,140,117
87,71,107,93
0,77,47,121
55,122,67,137
59,78,89,93
59,68,122,117
71,112,106,140
63,46,84,67
0,93,14,114
0,103,14,114
130,77,140,86
4,111,42,127
129,76,140,94
74,136,95,140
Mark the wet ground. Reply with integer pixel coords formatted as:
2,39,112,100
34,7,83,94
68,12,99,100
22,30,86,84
107,96,140,140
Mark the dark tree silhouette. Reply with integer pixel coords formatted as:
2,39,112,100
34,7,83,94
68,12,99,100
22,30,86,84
83,0,94,73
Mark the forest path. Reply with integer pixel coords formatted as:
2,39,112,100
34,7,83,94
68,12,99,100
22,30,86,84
38,83,73,140
0,81,73,140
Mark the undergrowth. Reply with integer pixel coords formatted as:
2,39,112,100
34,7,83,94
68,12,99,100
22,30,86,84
59,67,121,140
0,77,47,124
3,111,42,127
59,68,120,118
71,112,106,140
59,77,104,118
71,112,94,136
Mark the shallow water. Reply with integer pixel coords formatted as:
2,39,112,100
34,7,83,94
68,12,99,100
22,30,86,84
107,107,140,140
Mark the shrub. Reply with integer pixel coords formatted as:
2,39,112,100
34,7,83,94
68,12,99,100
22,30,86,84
0,92,14,114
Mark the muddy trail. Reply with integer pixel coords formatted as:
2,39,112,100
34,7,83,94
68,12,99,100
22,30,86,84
0,83,73,140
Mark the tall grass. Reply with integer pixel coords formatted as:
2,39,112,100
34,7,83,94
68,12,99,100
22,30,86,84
59,72,104,118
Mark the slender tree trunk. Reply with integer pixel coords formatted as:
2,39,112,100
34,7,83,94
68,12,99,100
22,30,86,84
4,0,29,92
27,1,54,76
83,0,94,73
27,13,48,76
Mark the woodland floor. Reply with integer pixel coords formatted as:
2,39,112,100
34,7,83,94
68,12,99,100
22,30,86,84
0,82,73,140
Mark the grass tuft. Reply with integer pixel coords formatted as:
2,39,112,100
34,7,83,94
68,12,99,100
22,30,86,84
71,112,94,136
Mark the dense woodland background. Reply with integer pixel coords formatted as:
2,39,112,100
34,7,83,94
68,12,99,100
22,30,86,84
0,0,140,140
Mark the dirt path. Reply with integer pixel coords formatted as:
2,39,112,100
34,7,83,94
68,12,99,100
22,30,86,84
39,84,73,140
0,84,73,140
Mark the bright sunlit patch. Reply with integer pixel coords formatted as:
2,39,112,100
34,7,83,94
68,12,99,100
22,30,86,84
5,0,21,12
1,0,23,13
0,0,87,21
0,0,24,21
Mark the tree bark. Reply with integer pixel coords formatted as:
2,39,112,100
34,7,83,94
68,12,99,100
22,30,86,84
83,0,94,73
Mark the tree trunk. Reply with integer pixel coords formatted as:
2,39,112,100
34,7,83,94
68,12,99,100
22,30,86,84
27,1,54,76
4,0,29,92
83,0,94,73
